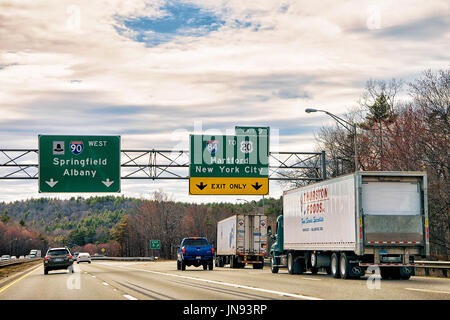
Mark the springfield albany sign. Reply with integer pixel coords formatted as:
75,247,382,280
189,128,269,195
38,135,120,193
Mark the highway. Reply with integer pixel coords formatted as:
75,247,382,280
1,260,449,300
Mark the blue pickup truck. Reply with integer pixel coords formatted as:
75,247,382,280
177,237,214,271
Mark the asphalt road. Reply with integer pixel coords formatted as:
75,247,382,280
0,260,449,300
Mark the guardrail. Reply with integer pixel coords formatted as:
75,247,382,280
414,260,450,268
414,260,450,277
0,257,42,268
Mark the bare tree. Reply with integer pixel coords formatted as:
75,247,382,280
408,69,450,259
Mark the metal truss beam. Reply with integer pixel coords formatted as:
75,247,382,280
0,149,325,181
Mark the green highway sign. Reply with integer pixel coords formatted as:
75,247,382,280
189,131,269,195
150,240,161,250
235,126,270,137
38,135,121,193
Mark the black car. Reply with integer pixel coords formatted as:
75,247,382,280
44,247,74,275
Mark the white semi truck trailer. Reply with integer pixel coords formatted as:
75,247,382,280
216,214,268,269
270,171,429,279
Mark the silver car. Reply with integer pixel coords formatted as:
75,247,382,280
77,252,91,264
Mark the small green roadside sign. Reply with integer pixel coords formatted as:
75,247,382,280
38,135,121,193
150,240,161,250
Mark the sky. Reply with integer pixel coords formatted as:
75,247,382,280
0,0,449,204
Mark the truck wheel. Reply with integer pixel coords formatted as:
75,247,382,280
203,263,208,270
389,267,401,280
288,253,295,274
310,253,318,268
177,260,181,270
331,253,340,278
288,253,303,275
400,266,413,280
271,255,279,273
339,253,350,279
380,267,391,279
230,256,236,268
208,261,214,270
44,268,48,275
310,267,319,274
253,260,264,269
181,261,186,271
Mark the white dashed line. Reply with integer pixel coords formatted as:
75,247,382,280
123,294,138,300
300,277,322,281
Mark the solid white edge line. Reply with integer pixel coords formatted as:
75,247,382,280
123,294,138,300
405,288,450,295
114,265,322,300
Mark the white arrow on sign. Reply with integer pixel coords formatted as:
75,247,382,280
102,178,114,187
45,178,58,188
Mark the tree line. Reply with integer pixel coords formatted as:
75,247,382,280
0,194,280,258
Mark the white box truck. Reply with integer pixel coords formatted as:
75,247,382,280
270,171,429,280
216,214,268,269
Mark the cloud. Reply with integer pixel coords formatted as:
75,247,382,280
0,0,449,202
371,15,450,40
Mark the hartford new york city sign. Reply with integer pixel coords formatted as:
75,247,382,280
189,127,269,195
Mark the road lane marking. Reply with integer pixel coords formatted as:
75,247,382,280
168,278,276,300
0,264,41,294
103,282,109,286
114,265,322,300
123,294,138,300
115,281,167,300
300,277,322,281
405,288,450,295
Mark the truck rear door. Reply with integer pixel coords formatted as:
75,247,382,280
361,179,424,245
243,215,267,255
252,215,267,255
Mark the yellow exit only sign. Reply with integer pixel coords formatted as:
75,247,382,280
189,177,268,195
